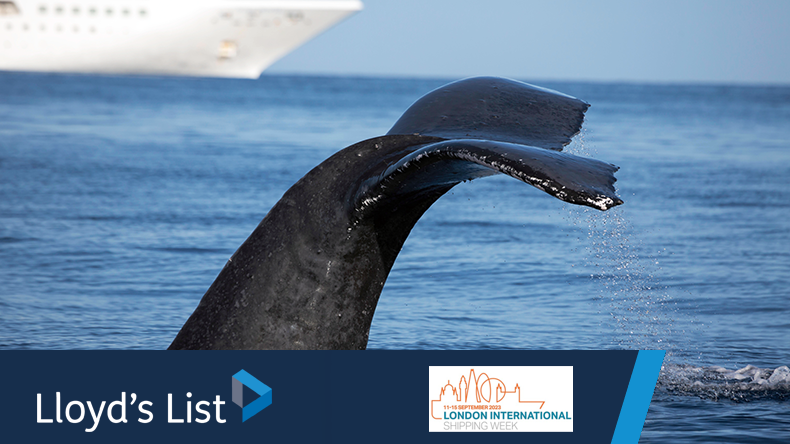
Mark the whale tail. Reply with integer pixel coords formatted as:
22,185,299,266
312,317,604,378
169,77,621,350
354,76,621,215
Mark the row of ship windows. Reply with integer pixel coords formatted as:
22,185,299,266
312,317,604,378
37,5,147,17
3,22,121,32
2,20,307,32
1,2,148,17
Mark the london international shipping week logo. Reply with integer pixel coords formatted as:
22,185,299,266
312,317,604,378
429,366,573,432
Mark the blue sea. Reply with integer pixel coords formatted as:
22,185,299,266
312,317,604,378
0,72,788,442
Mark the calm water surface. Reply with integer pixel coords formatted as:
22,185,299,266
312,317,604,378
0,73,788,442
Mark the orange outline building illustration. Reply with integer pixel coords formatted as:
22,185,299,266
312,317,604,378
431,368,545,420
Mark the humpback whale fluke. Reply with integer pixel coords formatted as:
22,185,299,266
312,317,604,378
169,77,622,350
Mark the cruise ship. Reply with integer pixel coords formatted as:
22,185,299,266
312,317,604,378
0,0,362,78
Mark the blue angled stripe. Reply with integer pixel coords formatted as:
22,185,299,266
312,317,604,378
611,350,665,444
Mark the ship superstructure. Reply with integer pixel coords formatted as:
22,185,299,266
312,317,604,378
0,0,362,78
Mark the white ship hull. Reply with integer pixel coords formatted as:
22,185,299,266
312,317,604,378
0,0,362,78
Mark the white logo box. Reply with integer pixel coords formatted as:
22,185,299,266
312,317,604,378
429,366,573,432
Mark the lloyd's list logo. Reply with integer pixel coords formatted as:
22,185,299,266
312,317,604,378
35,369,272,432
429,366,573,432
232,370,272,422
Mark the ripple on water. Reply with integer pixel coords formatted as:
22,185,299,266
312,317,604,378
658,363,790,402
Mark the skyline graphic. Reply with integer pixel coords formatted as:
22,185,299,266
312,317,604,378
430,368,544,420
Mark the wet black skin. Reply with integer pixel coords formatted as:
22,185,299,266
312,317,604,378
169,77,622,350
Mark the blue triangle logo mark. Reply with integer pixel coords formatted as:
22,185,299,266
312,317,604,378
231,370,272,422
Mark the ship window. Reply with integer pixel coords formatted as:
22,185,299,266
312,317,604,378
105,8,112,16
122,9,129,16
38,5,47,14
89,7,96,15
22,23,28,31
138,8,146,17
0,2,20,16
55,5,63,14
72,7,80,15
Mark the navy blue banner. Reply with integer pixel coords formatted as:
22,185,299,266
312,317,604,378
0,350,662,443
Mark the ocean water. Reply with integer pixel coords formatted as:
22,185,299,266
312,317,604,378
0,72,788,441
